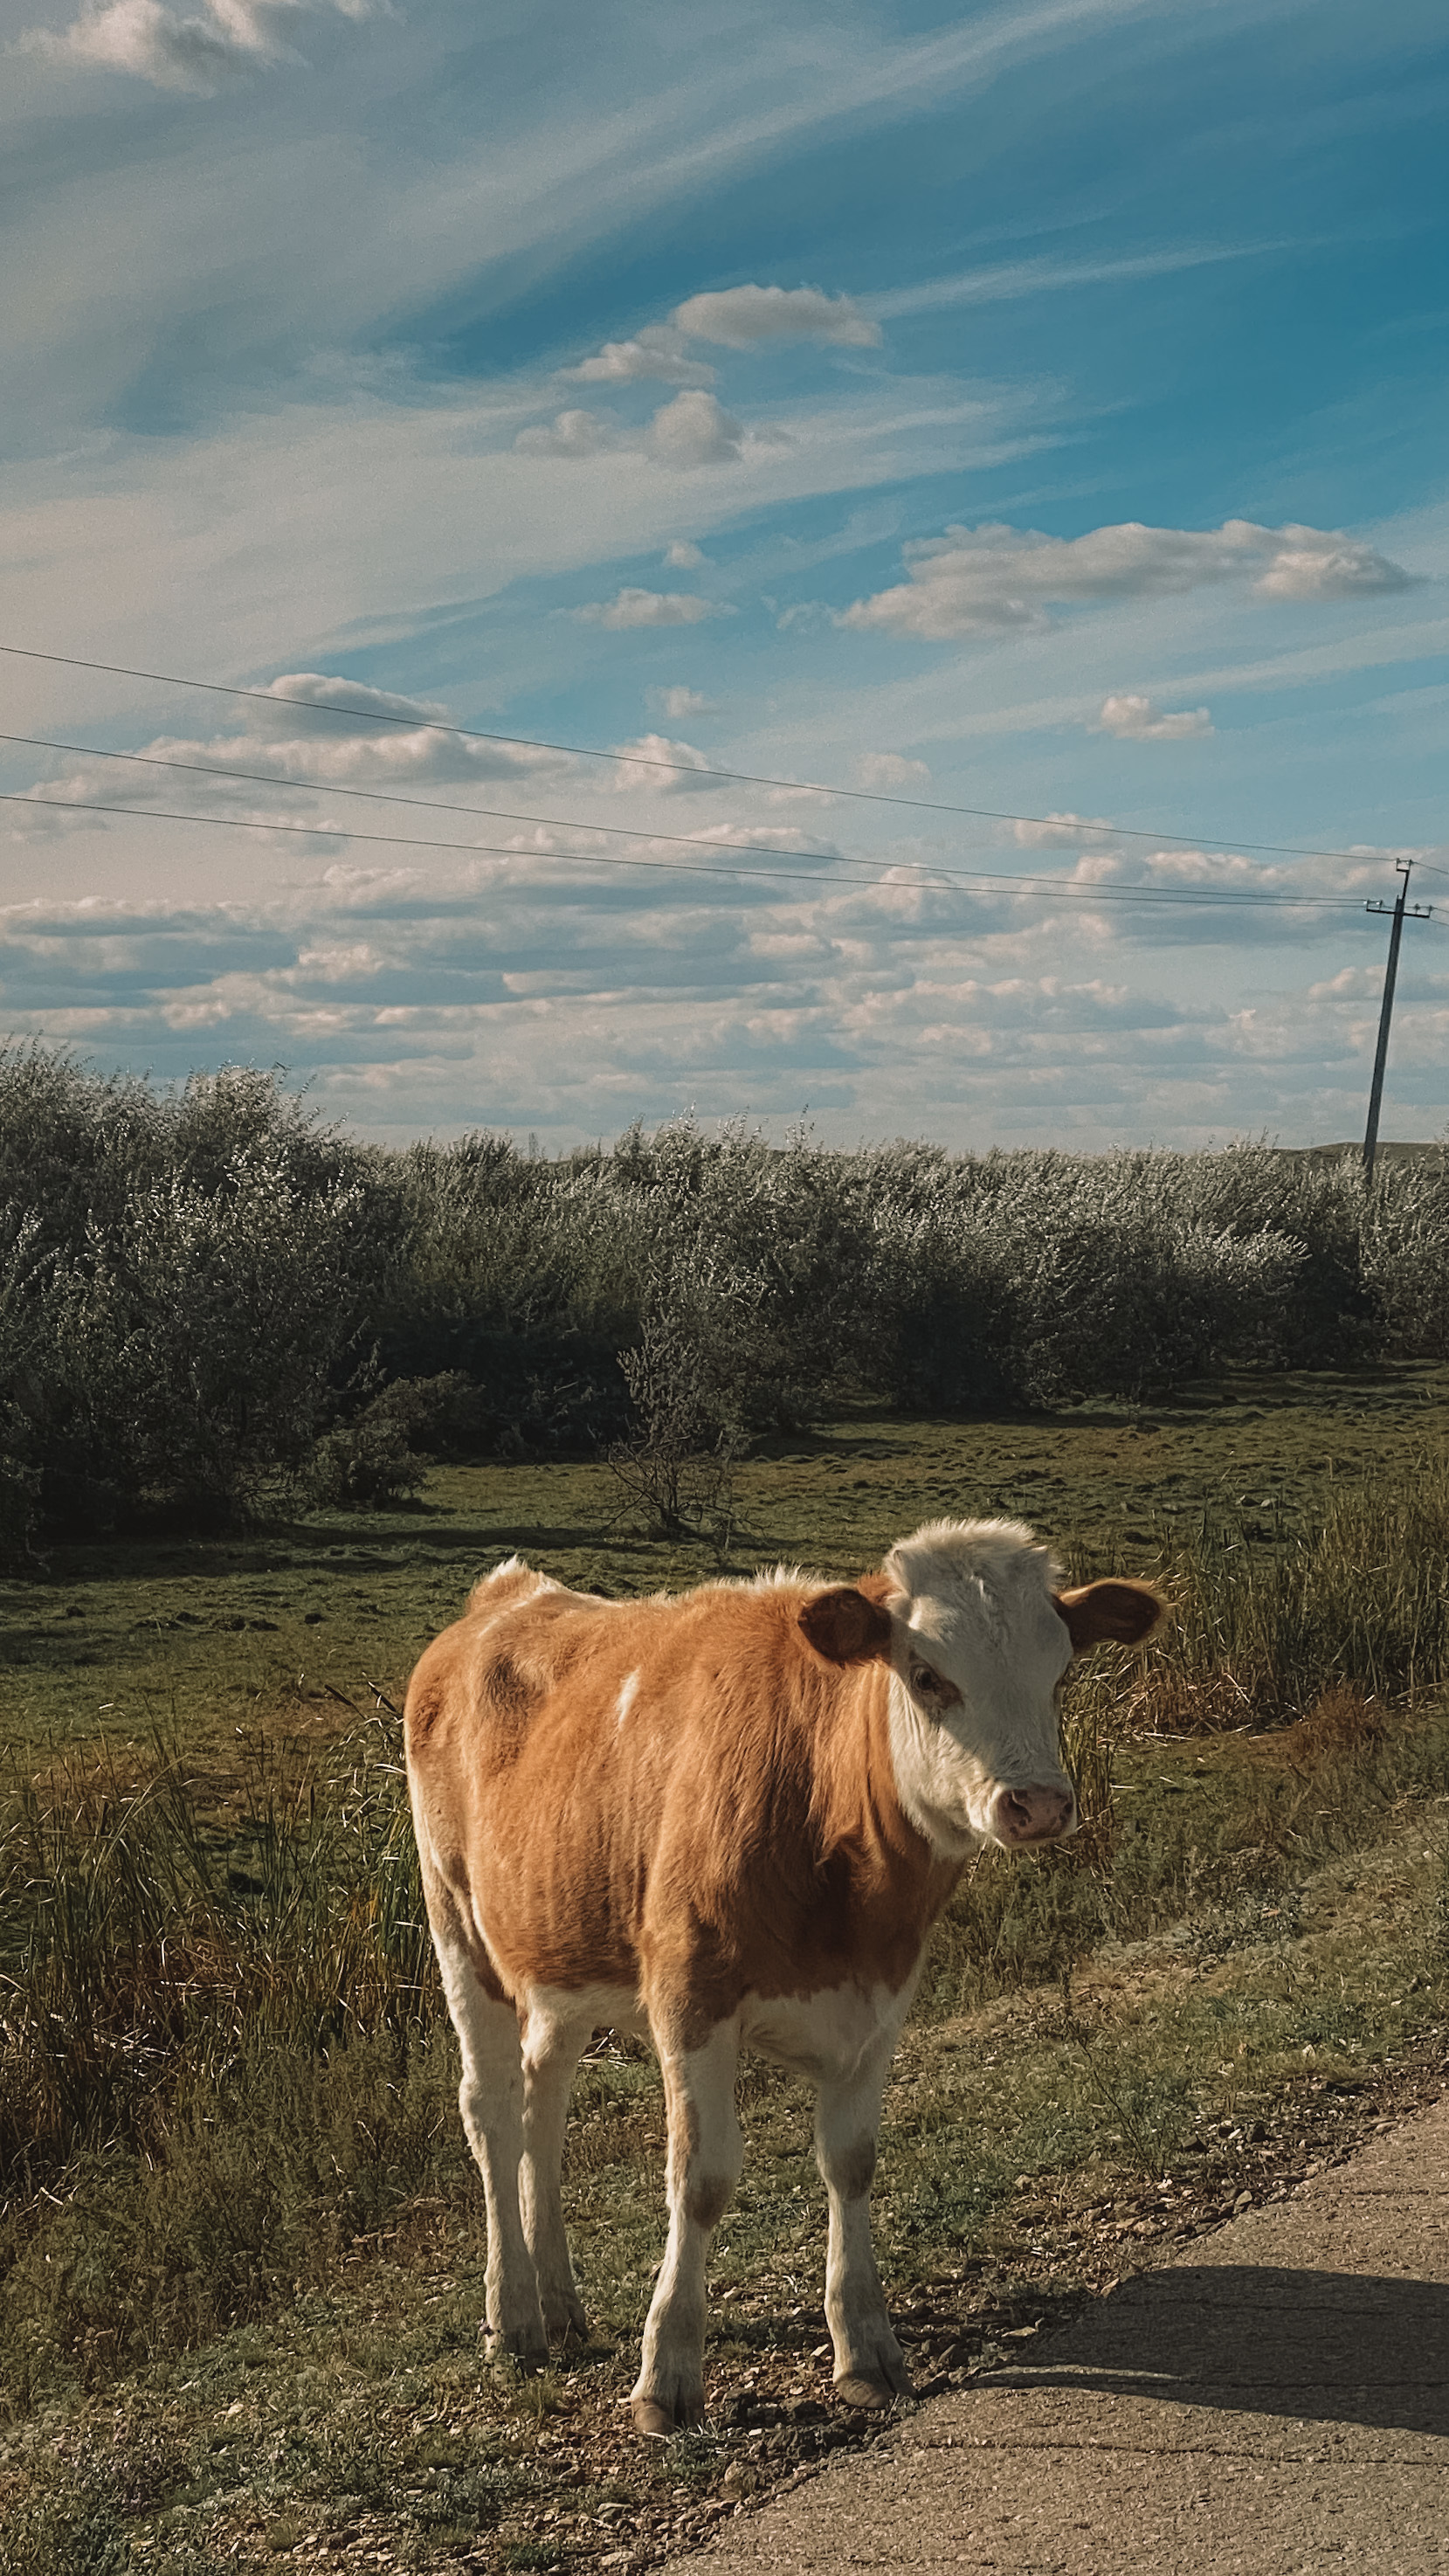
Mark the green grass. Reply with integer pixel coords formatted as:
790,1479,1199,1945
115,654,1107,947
3,1366,1448,2570
3,1360,1444,1763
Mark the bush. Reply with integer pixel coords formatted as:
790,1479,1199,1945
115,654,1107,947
0,1051,395,1538
304,1373,481,1509
608,1253,762,1541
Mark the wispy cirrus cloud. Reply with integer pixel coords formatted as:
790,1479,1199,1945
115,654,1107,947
24,0,383,94
869,238,1300,321
843,517,1414,640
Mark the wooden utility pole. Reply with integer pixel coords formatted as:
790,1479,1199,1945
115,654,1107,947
1363,860,1432,1180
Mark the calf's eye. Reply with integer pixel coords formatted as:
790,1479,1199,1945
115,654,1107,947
907,1659,962,1710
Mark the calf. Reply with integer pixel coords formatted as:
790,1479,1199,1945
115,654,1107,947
404,1518,1162,2434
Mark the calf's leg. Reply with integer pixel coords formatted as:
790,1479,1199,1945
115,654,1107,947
814,2043,912,2407
432,1927,549,2366
632,2020,742,2437
519,1994,590,2343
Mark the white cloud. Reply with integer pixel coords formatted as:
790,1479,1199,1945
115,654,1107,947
1011,811,1119,849
672,285,880,349
852,751,932,790
8,819,1445,1152
564,329,714,389
842,517,1413,640
512,406,618,459
573,588,720,629
26,0,381,95
609,734,716,794
766,782,839,809
649,685,714,719
1254,532,1414,599
664,539,706,569
645,390,743,468
774,600,834,633
7,673,583,847
259,673,451,732
1098,694,1214,741
686,823,842,860
1060,843,1427,921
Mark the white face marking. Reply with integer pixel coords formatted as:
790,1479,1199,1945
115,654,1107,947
880,1520,1076,1858
616,1670,639,1728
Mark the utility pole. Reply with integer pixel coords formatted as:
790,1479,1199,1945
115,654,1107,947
1363,860,1432,1181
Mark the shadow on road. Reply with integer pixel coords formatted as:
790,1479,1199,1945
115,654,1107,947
989,2266,1449,2436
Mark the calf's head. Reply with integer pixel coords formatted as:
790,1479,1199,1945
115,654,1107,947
799,1517,1163,1861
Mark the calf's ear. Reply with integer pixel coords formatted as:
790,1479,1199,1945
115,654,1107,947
799,1585,894,1666
1053,1578,1166,1652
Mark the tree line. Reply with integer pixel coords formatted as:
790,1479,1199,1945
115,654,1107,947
2,1043,1445,1545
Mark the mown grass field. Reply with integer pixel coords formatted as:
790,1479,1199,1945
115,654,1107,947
3,1365,1448,2574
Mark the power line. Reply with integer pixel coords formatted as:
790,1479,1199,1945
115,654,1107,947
0,639,1426,871
0,729,928,867
0,786,1389,914
0,733,1386,912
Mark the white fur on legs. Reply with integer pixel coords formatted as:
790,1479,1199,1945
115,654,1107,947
632,2022,743,2436
436,1940,549,2365
519,1993,592,2343
814,2044,911,2407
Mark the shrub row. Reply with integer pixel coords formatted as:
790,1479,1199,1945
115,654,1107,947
2,1045,1446,1540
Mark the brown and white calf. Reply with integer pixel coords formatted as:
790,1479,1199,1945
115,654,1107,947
404,1519,1162,2435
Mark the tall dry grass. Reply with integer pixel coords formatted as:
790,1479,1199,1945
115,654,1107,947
1,1722,435,2196
1077,1452,1449,1734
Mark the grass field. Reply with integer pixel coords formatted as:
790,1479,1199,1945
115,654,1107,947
3,1365,1447,2573
4,1359,1443,1763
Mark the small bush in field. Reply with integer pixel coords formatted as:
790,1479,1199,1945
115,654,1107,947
608,1251,760,1541
304,1372,490,1508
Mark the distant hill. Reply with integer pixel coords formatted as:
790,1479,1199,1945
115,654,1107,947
1288,1141,1445,1164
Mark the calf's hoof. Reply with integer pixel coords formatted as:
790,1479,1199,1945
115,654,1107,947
485,2321,550,2372
543,2295,589,2345
631,2393,704,2440
833,2367,913,2411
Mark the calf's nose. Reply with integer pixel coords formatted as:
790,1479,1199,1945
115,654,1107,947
990,1782,1075,1846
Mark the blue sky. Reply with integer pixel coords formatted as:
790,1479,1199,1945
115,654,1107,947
2,0,1446,1148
